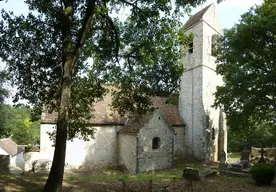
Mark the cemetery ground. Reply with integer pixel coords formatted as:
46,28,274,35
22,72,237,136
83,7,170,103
1,157,276,192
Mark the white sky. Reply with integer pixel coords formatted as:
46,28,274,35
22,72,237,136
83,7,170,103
0,0,264,104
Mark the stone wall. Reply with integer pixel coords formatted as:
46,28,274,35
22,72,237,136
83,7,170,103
24,152,40,172
251,147,276,164
10,152,25,170
137,111,174,172
173,126,185,157
179,4,227,161
179,21,206,159
201,6,225,161
40,124,121,169
118,134,136,173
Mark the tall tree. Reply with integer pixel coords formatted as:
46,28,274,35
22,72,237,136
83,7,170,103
0,71,9,137
0,0,222,191
214,0,276,130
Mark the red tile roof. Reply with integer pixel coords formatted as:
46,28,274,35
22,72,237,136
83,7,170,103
41,93,184,126
0,138,24,157
152,97,184,126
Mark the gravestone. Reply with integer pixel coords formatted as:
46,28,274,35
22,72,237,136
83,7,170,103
200,168,218,178
231,147,251,170
240,148,250,162
182,167,200,181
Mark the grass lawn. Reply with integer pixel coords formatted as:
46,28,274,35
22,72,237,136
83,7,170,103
229,153,241,159
1,158,276,192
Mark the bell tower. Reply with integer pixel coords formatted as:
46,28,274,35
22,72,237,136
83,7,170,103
179,3,227,161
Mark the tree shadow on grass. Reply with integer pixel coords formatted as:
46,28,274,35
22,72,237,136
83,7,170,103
0,173,46,192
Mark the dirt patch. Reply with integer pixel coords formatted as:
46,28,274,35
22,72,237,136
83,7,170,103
65,176,276,192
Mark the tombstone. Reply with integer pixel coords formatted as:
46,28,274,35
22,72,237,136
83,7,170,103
200,168,218,178
258,147,266,164
240,148,250,162
182,167,200,181
219,151,227,164
230,147,251,170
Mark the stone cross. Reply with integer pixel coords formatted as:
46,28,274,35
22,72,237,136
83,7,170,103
258,147,266,164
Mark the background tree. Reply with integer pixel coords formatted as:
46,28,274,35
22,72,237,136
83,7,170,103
228,119,276,152
214,0,276,133
0,104,40,144
0,70,9,137
0,0,222,191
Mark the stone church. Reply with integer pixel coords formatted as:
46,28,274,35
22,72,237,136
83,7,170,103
39,3,227,173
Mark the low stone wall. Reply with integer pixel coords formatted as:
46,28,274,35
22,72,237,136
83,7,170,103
24,152,40,172
251,147,276,164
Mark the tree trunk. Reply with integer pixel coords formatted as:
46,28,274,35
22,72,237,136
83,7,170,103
43,58,74,192
43,1,95,191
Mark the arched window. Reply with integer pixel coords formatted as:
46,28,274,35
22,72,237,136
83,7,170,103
152,137,161,150
212,128,216,140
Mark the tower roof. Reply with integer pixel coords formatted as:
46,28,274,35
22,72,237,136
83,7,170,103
183,4,213,29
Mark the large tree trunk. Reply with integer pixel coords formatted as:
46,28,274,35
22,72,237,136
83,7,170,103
43,58,74,192
43,1,95,191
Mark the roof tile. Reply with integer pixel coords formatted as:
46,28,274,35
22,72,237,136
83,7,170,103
0,138,24,157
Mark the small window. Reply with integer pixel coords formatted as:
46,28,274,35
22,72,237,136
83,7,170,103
212,128,215,140
188,41,193,54
205,115,210,129
152,137,160,150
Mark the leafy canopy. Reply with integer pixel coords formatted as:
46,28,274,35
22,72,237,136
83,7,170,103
214,0,276,130
0,104,40,145
0,0,212,140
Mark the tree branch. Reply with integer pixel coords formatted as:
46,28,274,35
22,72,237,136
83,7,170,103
73,0,96,58
119,0,154,23
101,13,120,64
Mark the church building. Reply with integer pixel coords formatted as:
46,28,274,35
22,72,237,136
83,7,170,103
38,3,227,173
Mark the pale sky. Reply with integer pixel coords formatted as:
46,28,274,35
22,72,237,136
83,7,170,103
0,0,264,104
1,0,263,28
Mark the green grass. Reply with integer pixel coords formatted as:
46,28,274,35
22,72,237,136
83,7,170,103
0,173,47,192
67,170,182,183
229,153,241,159
0,159,221,191
67,159,219,183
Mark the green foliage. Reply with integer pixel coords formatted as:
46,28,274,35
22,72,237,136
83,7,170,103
228,118,276,152
0,71,8,104
0,0,218,140
251,163,275,185
0,104,40,145
213,0,276,130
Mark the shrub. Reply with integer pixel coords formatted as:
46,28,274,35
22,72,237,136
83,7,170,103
251,163,276,185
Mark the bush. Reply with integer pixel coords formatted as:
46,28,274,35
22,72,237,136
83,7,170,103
251,163,276,185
